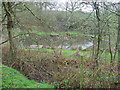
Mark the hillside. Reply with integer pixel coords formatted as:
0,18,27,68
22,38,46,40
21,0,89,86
1,64,54,88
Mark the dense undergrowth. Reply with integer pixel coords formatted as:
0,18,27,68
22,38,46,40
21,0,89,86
2,46,119,88
1,64,54,88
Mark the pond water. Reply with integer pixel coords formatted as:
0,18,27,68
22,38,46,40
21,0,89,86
81,42,93,49
20,33,94,50
58,41,93,50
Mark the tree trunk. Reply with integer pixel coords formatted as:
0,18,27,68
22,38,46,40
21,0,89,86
107,23,113,68
116,2,120,88
94,2,101,66
117,3,120,60
3,2,16,61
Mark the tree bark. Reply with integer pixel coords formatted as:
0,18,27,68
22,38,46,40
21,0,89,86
116,2,120,88
117,3,120,60
3,2,16,61
94,2,101,66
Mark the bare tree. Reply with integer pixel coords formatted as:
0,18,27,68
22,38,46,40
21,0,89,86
116,2,120,88
117,2,120,60
93,2,101,66
2,2,16,61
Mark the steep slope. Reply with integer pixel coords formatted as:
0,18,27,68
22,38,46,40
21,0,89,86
1,64,54,88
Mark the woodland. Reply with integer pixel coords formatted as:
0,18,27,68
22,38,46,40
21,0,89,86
1,0,120,88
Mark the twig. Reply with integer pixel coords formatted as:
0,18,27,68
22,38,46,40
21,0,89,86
0,32,29,45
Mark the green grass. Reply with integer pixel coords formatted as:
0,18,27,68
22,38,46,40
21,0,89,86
29,30,50,35
1,64,54,88
28,30,80,36
12,28,83,36
20,46,115,60
20,47,91,60
22,46,119,63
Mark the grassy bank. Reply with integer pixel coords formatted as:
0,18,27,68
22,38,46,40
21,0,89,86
1,64,54,88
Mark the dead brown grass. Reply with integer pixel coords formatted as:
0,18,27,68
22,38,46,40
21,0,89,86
2,46,119,88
